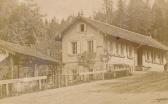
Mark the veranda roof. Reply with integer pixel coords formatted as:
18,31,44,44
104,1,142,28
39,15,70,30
0,39,59,64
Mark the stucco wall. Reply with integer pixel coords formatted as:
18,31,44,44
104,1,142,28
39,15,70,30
62,21,138,73
62,20,167,73
62,21,104,73
103,36,138,71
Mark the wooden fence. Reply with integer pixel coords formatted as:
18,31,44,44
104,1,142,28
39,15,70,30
0,69,133,98
0,71,106,98
52,70,106,88
0,76,47,98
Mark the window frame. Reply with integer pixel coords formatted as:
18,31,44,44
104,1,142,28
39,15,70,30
88,40,94,53
80,23,86,32
71,41,78,55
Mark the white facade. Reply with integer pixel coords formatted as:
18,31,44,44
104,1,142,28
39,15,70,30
61,20,167,73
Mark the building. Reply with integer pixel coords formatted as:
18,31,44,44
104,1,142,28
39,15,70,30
60,17,168,75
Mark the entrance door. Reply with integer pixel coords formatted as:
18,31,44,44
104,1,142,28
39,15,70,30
137,49,142,66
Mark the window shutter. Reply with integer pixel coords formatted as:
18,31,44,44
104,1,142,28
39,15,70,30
84,24,87,32
68,42,72,55
77,24,80,32
84,40,87,52
126,44,129,57
77,41,81,54
93,40,97,53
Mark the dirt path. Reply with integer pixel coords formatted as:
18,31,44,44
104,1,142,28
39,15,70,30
1,72,168,104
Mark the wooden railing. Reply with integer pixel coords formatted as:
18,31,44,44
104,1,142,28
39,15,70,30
0,76,47,98
0,68,131,98
52,70,106,88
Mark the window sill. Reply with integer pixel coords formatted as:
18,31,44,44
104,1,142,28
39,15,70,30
68,54,78,57
145,60,151,63
110,54,125,58
77,31,87,34
152,61,164,65
127,56,133,60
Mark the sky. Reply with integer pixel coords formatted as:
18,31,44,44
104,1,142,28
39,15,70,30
21,0,155,21
32,0,103,20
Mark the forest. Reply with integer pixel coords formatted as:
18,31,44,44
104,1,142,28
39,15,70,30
0,0,168,59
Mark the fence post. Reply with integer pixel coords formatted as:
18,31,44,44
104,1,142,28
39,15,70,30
0,85,2,97
39,79,42,90
6,84,9,96
102,72,105,80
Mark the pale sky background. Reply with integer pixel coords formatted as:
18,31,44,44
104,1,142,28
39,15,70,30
33,0,103,20
21,0,155,21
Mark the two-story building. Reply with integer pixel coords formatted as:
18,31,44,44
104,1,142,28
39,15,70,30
60,17,168,75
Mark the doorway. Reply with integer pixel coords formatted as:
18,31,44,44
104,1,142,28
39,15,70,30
137,49,142,66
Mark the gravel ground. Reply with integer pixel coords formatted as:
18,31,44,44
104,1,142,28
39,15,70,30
1,72,168,104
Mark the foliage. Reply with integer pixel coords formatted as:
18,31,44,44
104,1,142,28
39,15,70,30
94,0,168,45
77,52,96,71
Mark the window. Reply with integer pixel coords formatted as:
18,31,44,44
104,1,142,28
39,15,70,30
146,50,151,61
88,40,94,53
110,41,114,54
127,45,133,58
153,52,157,63
107,40,111,52
121,44,124,57
116,42,119,56
80,24,85,32
71,42,77,54
129,46,132,57
160,54,164,64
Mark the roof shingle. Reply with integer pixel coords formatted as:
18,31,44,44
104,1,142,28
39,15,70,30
0,39,59,64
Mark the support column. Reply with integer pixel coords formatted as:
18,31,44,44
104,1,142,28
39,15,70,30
34,64,38,77
9,55,14,79
18,64,20,79
39,79,42,90
6,84,9,96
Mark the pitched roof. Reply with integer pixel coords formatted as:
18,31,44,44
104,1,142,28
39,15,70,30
61,17,168,51
0,39,59,64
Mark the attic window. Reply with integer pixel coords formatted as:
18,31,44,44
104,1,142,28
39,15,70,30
80,23,85,32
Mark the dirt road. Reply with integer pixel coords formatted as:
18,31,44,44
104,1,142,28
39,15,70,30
0,72,168,104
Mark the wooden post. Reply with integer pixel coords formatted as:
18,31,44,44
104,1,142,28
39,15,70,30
113,71,116,78
10,55,14,79
0,85,2,97
58,68,61,88
34,64,38,77
102,73,105,80
65,75,68,87
39,79,42,90
18,64,20,79
6,84,9,96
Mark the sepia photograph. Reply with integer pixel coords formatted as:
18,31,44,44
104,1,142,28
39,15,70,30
0,0,168,104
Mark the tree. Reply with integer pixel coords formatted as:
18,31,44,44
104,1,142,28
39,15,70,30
93,0,114,24
103,0,114,24
151,0,166,40
113,0,125,28
125,0,152,35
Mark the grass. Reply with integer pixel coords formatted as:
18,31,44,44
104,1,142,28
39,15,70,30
95,71,168,93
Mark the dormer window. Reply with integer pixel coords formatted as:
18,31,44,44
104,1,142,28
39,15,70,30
80,23,85,32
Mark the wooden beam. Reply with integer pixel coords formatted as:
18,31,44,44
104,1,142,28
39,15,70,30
18,65,20,79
